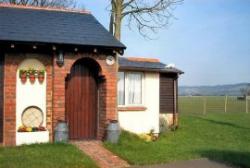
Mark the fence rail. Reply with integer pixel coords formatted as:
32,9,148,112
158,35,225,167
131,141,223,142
179,96,250,114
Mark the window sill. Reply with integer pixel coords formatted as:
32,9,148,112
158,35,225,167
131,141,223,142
118,106,147,112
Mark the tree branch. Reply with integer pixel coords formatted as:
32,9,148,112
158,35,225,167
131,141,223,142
122,0,135,9
122,0,180,17
120,0,182,39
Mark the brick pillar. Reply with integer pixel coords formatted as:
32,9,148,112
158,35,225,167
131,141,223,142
3,54,18,146
52,54,67,135
104,70,117,120
97,56,117,140
45,56,53,141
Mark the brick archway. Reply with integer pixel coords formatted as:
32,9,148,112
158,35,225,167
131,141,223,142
52,53,118,140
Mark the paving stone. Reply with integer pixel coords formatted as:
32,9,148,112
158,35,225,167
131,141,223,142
71,140,130,168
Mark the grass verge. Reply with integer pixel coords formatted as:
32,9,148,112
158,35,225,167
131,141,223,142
104,113,250,167
0,143,98,168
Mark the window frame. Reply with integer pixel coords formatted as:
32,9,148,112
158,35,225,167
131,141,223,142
118,71,145,107
117,71,125,106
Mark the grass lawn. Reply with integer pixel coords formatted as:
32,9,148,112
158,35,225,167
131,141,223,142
0,143,98,168
104,113,250,167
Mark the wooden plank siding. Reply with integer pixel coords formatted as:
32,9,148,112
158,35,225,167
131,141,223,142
65,59,98,140
160,73,178,114
0,53,3,143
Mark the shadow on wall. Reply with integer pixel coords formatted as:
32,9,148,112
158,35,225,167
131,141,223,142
199,150,250,168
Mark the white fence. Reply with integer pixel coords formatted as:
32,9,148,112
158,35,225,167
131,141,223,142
179,96,250,114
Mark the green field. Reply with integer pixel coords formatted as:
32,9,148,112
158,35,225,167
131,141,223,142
105,113,250,167
179,96,250,114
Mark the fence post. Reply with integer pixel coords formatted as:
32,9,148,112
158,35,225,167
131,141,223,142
246,96,249,114
224,95,228,113
203,97,206,115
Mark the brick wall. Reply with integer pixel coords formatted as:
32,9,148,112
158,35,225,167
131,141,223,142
3,52,117,146
52,53,117,140
3,53,53,146
0,55,3,143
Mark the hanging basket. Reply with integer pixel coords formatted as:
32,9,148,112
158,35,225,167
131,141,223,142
38,74,44,84
38,70,45,84
20,73,27,84
19,70,28,84
29,74,36,84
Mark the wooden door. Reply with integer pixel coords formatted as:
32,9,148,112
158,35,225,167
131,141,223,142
0,55,3,143
160,73,176,114
65,60,98,140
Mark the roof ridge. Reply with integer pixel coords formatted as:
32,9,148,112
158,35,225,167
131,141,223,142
124,56,160,63
0,3,91,14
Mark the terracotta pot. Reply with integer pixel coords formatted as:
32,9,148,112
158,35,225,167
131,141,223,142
20,74,27,84
38,74,44,83
29,74,36,84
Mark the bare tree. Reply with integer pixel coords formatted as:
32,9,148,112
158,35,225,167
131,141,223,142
0,0,76,8
1,0,182,40
109,0,183,40
240,87,250,97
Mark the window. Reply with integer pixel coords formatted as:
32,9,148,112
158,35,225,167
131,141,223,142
118,72,143,106
118,72,125,105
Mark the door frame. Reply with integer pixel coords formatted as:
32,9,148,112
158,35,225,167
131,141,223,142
65,58,102,140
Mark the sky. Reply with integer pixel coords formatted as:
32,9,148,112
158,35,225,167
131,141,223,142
79,0,250,86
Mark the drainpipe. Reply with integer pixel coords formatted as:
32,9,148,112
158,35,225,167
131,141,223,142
173,74,178,127
115,52,119,121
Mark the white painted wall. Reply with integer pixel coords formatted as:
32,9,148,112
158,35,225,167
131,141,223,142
118,72,160,134
16,131,49,146
16,58,48,145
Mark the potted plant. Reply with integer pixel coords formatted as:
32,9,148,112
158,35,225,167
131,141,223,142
28,68,36,84
38,70,45,83
19,69,27,83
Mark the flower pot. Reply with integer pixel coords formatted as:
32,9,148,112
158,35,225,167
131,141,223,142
16,131,49,146
20,74,27,84
29,74,36,84
38,74,44,84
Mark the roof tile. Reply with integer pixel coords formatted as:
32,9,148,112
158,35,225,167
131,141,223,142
119,57,183,74
0,5,125,49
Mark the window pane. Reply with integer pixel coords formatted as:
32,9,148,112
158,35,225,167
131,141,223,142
127,73,142,105
118,72,125,105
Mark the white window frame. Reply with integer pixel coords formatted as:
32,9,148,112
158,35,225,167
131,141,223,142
118,71,145,107
117,72,125,106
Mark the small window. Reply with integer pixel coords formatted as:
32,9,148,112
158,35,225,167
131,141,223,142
118,72,143,106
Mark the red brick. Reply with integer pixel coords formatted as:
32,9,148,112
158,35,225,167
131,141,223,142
3,52,117,146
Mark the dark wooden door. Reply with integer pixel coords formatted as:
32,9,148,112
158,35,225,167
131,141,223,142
65,61,98,140
160,73,176,114
0,55,3,143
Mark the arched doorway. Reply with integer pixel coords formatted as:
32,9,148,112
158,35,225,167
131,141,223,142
65,58,100,140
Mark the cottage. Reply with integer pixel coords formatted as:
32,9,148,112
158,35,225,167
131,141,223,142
0,4,182,146
118,57,182,134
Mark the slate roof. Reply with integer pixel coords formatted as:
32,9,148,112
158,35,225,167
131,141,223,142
0,5,125,49
119,57,183,74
